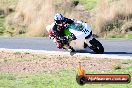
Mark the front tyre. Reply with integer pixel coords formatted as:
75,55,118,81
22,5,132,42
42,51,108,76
89,38,104,54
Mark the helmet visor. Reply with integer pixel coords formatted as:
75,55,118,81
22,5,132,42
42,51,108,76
56,20,63,24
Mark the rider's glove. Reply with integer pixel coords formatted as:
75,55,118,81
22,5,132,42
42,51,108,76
70,33,76,40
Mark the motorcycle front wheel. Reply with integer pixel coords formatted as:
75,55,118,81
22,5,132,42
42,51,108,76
89,38,104,54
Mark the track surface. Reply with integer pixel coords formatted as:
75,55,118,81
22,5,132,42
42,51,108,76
0,37,132,57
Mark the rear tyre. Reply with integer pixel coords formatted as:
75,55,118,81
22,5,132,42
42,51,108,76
89,38,104,54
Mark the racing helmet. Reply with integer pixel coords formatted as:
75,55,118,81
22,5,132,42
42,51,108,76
54,13,64,24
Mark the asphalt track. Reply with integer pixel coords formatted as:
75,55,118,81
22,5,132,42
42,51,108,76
0,37,131,57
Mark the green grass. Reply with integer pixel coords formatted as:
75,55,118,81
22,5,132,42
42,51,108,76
77,0,97,10
126,33,132,39
0,0,18,6
0,0,132,39
0,67,131,88
0,17,5,35
0,0,18,37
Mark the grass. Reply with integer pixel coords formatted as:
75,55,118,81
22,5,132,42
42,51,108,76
0,0,98,37
0,0,18,7
126,33,132,39
0,68,132,88
0,0,132,39
0,52,131,88
0,17,5,35
113,65,122,70
0,67,131,88
0,0,18,37
93,0,132,38
77,0,97,10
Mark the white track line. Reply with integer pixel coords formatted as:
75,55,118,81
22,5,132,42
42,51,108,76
0,48,131,60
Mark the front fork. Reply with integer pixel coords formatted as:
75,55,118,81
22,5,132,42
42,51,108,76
84,36,94,48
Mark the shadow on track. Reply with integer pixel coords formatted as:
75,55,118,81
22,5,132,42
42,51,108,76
70,50,132,56
104,52,132,55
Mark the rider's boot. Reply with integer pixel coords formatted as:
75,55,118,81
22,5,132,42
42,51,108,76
67,46,75,52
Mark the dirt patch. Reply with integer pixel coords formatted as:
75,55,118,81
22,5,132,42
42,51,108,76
0,51,131,74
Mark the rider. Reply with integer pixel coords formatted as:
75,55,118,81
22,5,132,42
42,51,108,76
52,13,76,49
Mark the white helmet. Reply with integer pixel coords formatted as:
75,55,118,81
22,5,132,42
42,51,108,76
54,13,64,22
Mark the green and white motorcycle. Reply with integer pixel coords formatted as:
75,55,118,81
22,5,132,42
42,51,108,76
46,21,104,54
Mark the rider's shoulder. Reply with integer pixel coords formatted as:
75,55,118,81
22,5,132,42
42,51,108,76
64,17,72,21
52,22,58,29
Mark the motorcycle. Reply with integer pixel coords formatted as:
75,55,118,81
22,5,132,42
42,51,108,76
46,21,104,54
